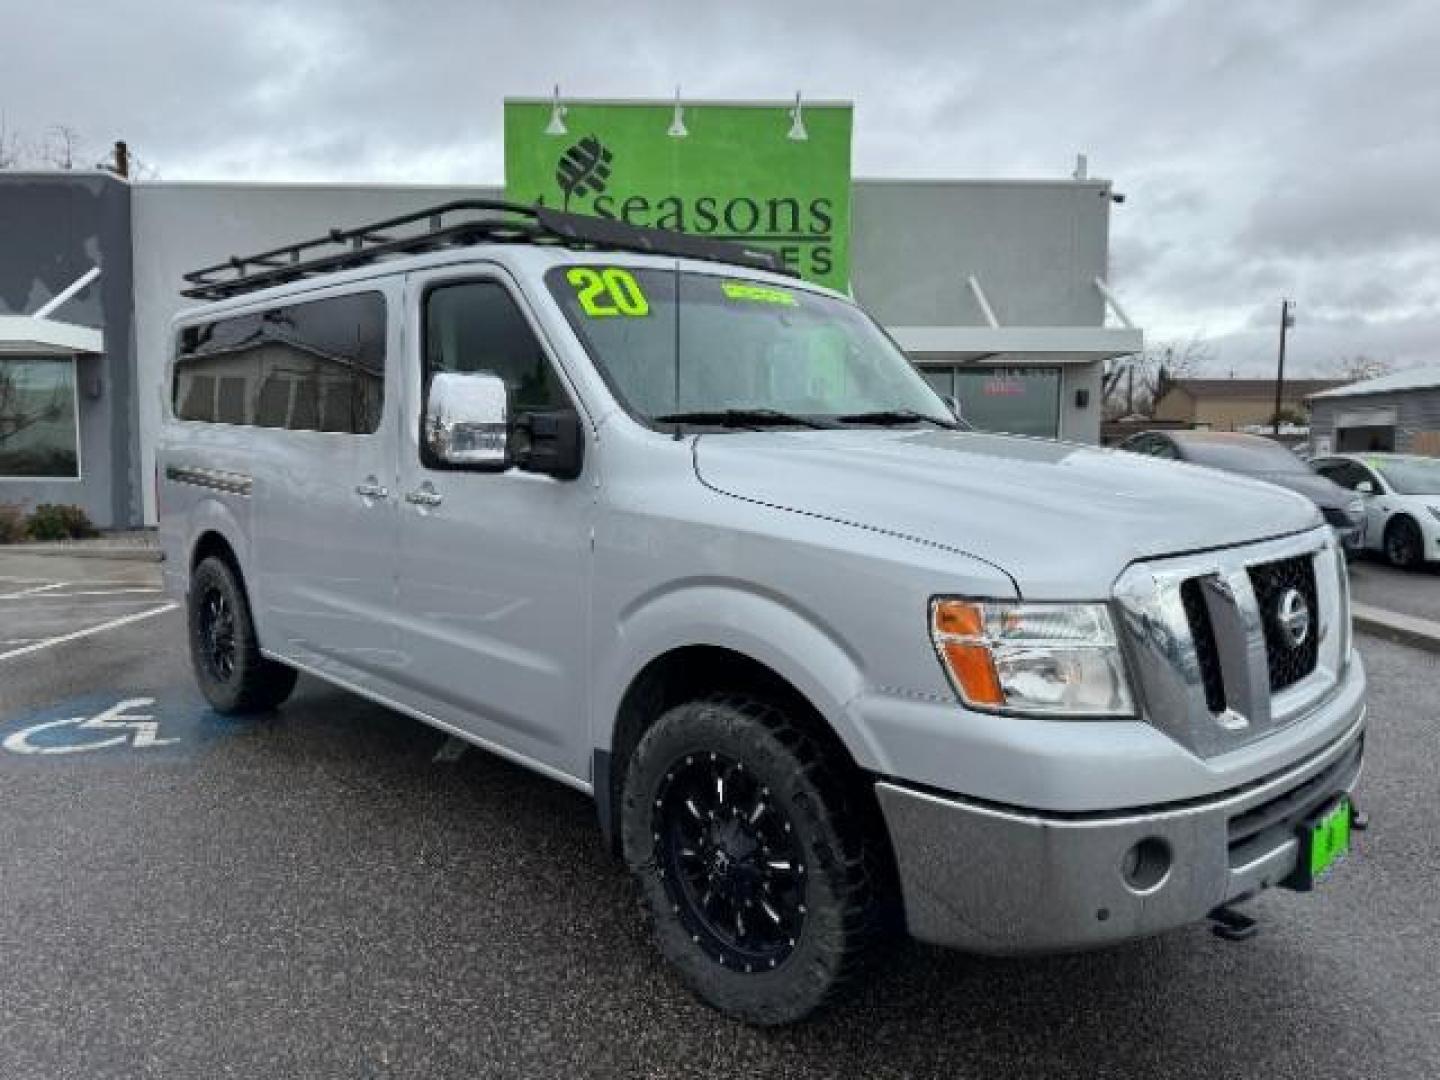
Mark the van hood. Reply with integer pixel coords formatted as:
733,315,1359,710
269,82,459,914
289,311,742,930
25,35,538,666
692,429,1322,598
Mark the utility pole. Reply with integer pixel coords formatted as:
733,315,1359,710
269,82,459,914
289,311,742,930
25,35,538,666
1272,299,1295,435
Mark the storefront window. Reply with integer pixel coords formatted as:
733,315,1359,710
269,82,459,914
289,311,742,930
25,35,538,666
922,365,1061,438
0,357,80,478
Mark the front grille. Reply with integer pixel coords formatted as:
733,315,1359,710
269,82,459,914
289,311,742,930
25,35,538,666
1115,532,1340,759
1180,578,1226,713
1248,554,1320,692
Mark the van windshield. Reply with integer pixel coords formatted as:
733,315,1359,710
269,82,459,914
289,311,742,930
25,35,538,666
545,266,953,428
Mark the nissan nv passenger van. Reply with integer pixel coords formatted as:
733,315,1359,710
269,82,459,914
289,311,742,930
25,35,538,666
159,201,1366,1024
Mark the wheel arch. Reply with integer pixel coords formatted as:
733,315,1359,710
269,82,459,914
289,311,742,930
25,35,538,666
597,643,873,856
184,498,252,587
184,504,264,641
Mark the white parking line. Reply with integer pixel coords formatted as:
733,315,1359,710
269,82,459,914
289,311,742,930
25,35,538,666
0,582,67,600
1,587,165,599
0,603,180,663
0,575,158,586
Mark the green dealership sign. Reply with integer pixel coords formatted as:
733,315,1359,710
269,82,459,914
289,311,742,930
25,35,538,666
504,99,853,291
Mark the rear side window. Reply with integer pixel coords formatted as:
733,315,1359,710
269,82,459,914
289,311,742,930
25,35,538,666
174,291,386,433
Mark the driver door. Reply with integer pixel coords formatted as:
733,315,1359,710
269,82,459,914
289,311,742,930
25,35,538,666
390,268,594,780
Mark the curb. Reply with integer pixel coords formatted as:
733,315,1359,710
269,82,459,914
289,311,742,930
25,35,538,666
1352,602,1440,655
1,546,162,563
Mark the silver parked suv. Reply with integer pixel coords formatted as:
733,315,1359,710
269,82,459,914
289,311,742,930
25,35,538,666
159,201,1366,1024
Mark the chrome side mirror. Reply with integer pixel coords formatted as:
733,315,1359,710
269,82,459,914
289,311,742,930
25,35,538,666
424,371,508,469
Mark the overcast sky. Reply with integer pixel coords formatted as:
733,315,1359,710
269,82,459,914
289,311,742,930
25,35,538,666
3,0,1436,375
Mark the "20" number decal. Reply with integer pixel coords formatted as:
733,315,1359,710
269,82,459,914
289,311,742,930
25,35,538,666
567,267,650,317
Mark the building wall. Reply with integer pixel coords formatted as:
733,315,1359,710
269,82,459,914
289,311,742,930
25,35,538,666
0,172,136,528
852,179,1115,445
1150,387,1196,423
849,179,1110,326
1194,398,1285,430
1311,390,1440,454
1153,389,1315,431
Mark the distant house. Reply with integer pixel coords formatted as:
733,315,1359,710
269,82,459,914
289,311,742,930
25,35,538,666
1308,366,1440,455
1151,377,1345,431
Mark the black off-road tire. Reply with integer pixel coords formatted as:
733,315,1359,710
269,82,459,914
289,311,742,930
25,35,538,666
188,556,297,714
1384,516,1424,569
620,694,891,1025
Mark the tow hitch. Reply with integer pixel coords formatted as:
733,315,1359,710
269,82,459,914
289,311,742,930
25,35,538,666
1209,903,1260,942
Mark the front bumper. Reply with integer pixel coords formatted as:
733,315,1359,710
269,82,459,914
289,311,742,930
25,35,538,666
876,714,1364,954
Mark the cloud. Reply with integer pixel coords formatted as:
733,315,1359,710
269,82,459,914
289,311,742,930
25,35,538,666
2,0,1435,373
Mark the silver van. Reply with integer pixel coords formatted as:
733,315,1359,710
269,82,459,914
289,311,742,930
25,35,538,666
159,201,1366,1024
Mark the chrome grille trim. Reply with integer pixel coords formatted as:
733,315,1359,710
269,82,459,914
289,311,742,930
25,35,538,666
1112,528,1344,759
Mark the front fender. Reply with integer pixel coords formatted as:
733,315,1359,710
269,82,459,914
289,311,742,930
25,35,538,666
591,580,888,773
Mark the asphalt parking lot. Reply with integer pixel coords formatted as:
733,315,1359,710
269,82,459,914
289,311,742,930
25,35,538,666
2,554,1438,1079
1349,555,1440,623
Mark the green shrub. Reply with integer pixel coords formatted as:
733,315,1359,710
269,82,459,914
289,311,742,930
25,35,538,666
26,503,97,542
0,503,26,544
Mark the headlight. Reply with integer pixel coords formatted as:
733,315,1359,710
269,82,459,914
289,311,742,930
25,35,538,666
930,600,1135,717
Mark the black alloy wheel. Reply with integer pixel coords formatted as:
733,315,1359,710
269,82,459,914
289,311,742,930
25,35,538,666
621,694,892,1025
653,751,808,972
198,585,237,683
187,555,297,714
1385,517,1423,569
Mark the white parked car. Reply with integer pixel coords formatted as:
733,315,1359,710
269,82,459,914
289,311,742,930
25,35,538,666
1312,453,1440,568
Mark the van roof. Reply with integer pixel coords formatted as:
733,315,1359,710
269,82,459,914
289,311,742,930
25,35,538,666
180,199,797,303
172,244,838,327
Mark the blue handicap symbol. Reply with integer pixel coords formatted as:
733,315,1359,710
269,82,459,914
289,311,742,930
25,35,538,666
0,693,237,759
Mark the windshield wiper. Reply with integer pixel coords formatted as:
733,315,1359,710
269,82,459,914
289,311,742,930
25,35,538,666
653,409,836,430
833,409,961,429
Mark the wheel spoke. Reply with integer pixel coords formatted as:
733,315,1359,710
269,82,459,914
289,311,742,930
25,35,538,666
653,750,808,971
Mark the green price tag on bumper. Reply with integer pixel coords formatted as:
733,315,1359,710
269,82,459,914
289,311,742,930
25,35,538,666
1309,798,1352,880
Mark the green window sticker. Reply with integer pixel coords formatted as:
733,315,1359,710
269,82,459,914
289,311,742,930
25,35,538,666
722,281,798,306
566,267,650,317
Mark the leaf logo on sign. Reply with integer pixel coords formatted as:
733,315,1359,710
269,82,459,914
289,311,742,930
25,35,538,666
556,135,614,212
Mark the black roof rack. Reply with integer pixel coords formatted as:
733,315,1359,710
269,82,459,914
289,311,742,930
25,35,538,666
180,199,797,300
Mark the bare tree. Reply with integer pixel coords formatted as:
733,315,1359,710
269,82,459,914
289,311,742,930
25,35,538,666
0,113,20,169
1103,334,1213,419
1329,354,1393,383
42,124,83,169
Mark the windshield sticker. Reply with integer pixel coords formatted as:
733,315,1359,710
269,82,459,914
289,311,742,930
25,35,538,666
722,282,798,306
566,267,650,317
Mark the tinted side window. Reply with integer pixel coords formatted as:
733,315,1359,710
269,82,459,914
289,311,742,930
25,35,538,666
174,291,386,433
424,281,569,413
1351,464,1380,490
1317,461,1366,489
